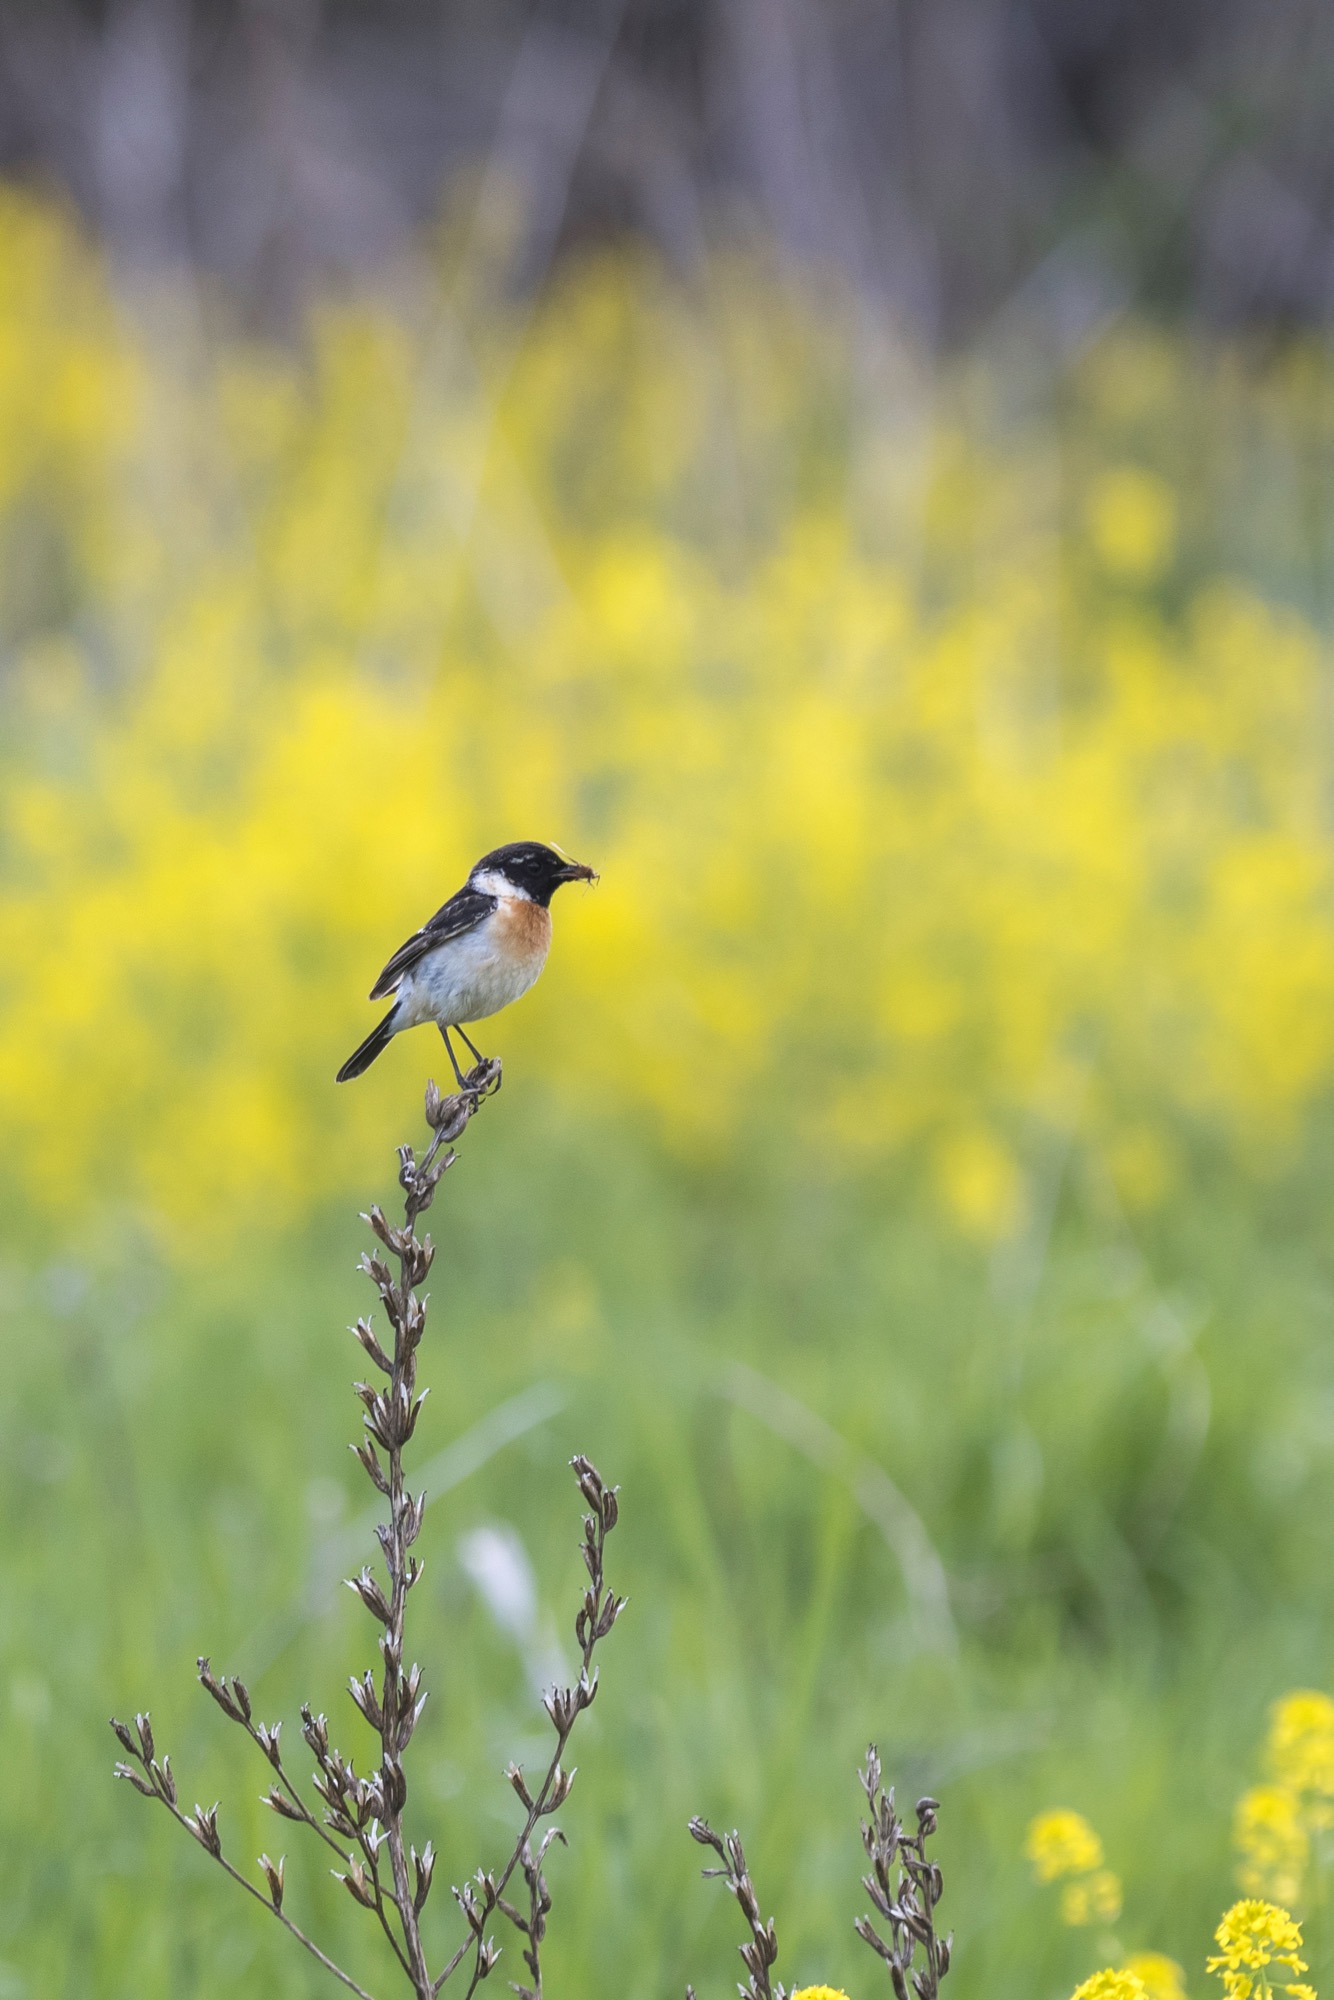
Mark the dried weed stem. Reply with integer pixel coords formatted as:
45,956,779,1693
111,1062,625,2000
688,1745,952,2000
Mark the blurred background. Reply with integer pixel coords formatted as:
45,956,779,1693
5,2,1334,1996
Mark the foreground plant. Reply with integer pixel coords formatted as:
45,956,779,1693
687,1746,951,2000
111,1063,625,2000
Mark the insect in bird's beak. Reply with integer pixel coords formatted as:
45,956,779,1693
557,860,598,884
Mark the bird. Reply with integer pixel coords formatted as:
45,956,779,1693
336,840,597,1086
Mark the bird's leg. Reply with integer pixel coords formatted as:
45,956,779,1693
438,1023,469,1090
454,1023,485,1065
453,1020,501,1093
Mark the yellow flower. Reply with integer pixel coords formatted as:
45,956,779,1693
1124,1954,1187,2000
791,1990,850,2000
1208,1900,1312,2000
1086,465,1177,581
1026,1810,1105,1883
1061,1871,1124,1928
1072,1972,1148,2000
1267,1694,1334,1798
1234,1786,1308,1906
933,1126,1026,1243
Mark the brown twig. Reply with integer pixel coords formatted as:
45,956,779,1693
111,1712,380,2000
433,1454,625,1995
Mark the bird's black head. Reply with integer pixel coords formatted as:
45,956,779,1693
470,841,597,908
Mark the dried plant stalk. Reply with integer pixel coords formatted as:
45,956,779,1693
687,1819,785,2000
111,1062,626,2000
688,1746,951,2000
854,1748,952,2000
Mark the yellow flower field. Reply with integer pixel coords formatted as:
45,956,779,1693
1,190,1333,1247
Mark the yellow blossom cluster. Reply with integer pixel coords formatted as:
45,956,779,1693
1208,1899,1314,2000
1267,1695,1334,1801
1025,1811,1123,1926
3,192,1334,1243
1234,1790,1308,1910
1124,1955,1188,2000
1235,1693,1334,1906
1072,1901,1315,2000
1073,1972,1148,2000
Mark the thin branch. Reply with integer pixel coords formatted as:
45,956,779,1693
196,1658,355,1866
687,1818,784,2000
433,1457,624,1995
358,1829,414,1980
110,1737,378,2000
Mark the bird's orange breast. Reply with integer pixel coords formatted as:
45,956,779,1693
494,894,552,972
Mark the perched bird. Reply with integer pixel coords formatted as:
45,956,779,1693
336,841,597,1086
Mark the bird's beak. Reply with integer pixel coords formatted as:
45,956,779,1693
558,859,598,885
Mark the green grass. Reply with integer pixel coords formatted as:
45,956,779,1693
5,1088,1334,1999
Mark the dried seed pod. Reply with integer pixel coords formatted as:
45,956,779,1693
358,1251,394,1295
187,1802,222,1859
346,1568,392,1623
401,1491,427,1546
261,1786,305,1822
397,1688,428,1751
596,1592,626,1638
114,1762,156,1797
364,1205,396,1249
300,1706,329,1759
195,1661,239,1722
570,1456,602,1508
546,1764,576,1809
352,1438,389,1493
109,1717,137,1757
336,1862,377,1910
258,1853,285,1910
507,1762,534,1808
380,1755,407,1815
412,1840,435,1913
348,1672,383,1730
352,1318,393,1375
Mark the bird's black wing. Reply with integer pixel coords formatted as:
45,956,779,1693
368,886,497,1000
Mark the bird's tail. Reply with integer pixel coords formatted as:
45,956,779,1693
336,1007,398,1082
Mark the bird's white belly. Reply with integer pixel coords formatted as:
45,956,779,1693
395,915,549,1028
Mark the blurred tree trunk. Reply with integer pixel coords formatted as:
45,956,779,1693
0,0,1329,336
